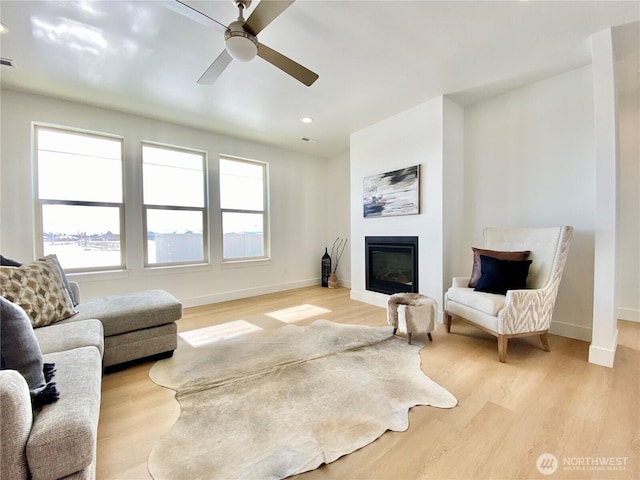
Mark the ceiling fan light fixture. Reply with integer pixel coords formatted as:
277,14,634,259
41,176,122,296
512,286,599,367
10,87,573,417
225,29,258,62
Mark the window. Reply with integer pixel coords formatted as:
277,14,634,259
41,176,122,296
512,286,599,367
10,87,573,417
219,156,268,260
142,143,208,266
35,125,125,272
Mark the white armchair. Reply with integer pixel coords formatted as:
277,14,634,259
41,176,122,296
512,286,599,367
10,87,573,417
444,226,573,362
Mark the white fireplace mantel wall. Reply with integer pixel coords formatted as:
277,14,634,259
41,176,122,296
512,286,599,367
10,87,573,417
349,96,464,318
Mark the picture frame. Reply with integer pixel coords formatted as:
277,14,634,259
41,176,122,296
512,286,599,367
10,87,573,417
363,165,420,218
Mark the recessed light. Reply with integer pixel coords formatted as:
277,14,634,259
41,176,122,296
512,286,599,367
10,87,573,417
0,23,7,34
300,116,313,124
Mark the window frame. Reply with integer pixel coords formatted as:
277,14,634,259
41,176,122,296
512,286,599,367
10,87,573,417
219,155,270,263
141,141,209,268
33,123,126,273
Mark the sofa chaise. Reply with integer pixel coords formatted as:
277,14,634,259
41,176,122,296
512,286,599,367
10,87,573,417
63,282,182,368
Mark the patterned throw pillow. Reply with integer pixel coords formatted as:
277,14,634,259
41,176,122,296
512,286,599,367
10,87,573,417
0,255,77,327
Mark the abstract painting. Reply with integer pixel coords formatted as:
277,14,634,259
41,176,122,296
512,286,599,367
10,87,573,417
363,165,420,218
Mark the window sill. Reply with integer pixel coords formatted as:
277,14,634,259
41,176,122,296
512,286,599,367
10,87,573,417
221,258,272,269
142,263,212,276
67,269,130,282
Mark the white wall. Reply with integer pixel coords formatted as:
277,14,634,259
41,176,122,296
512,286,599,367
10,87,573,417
349,96,461,314
615,42,640,322
0,89,329,306
326,150,351,287
463,66,596,340
442,97,466,293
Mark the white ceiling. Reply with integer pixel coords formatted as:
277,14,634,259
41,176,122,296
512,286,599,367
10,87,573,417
1,0,638,158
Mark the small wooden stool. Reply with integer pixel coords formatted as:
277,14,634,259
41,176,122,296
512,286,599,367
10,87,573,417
387,293,436,344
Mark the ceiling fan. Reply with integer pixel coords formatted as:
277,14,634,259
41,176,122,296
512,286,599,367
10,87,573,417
167,0,319,86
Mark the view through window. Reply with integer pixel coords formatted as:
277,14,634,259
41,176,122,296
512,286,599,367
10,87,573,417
35,127,265,270
220,156,268,260
142,143,207,266
35,126,124,271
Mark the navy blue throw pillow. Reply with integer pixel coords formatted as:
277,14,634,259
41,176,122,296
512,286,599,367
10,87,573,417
0,297,59,405
474,255,532,295
1,255,21,267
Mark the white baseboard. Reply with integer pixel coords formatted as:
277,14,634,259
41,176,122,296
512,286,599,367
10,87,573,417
617,307,640,322
549,320,592,342
181,278,319,308
588,328,619,368
349,289,388,308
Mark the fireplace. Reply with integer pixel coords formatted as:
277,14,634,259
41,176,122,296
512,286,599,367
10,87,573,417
365,236,418,295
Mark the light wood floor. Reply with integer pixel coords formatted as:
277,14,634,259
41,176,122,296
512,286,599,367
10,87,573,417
97,286,639,480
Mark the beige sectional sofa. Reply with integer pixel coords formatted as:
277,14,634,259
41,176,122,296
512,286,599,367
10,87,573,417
1,318,104,480
0,283,182,479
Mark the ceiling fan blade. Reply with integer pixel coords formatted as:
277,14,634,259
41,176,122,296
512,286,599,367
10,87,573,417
163,0,228,34
257,43,318,86
244,0,295,36
197,50,233,84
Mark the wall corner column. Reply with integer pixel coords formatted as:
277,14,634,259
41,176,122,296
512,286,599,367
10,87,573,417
589,28,619,368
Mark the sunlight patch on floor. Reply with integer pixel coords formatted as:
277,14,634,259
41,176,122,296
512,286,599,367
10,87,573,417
265,304,332,323
179,320,263,347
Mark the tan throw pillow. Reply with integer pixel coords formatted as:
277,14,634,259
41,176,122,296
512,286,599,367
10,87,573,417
0,255,77,327
468,248,531,288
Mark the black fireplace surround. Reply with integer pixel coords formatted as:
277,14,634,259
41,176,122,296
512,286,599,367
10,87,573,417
365,236,418,295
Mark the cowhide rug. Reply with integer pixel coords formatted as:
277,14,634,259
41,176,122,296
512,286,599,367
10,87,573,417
148,319,457,480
